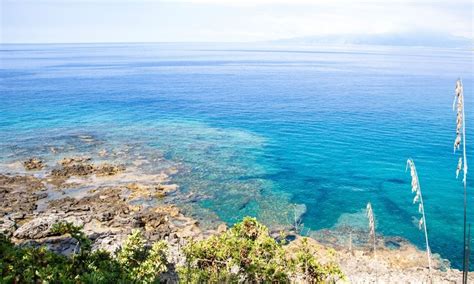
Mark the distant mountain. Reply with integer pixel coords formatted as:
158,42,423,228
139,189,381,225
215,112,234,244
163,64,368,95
271,32,472,48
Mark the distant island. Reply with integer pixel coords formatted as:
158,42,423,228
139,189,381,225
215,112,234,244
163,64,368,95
270,32,472,48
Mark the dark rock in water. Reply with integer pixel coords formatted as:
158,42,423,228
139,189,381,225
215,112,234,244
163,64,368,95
94,164,125,176
385,239,402,250
59,157,92,167
50,157,124,179
386,178,407,185
51,163,95,177
23,158,45,170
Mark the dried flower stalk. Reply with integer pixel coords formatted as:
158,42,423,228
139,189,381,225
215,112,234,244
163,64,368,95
366,202,376,257
406,159,432,276
453,79,469,283
453,79,468,186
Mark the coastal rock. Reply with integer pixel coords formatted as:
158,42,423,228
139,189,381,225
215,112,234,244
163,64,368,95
13,213,84,240
20,235,81,256
217,223,227,234
8,212,25,221
50,158,124,181
47,187,128,218
0,174,46,217
0,218,16,238
51,163,94,177
0,174,45,191
23,158,45,170
158,184,178,196
94,163,124,176
13,215,61,239
175,223,201,239
127,183,178,200
45,185,179,242
90,233,124,253
59,156,92,167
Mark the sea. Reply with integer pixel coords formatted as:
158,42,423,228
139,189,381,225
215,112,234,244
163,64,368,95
0,42,472,268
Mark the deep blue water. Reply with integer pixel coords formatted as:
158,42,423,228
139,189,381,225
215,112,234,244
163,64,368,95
0,43,473,268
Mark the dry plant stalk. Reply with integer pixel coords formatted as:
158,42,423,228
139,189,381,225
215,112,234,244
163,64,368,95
366,202,376,257
406,159,432,276
349,231,353,253
453,79,468,186
453,79,469,283
289,203,304,234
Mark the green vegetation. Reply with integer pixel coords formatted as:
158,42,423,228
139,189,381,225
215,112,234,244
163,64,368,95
0,223,167,283
180,217,343,283
0,217,343,283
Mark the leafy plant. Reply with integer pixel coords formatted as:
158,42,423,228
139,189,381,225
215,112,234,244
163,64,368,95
290,237,344,283
179,217,288,282
179,217,344,283
0,223,168,283
117,229,168,283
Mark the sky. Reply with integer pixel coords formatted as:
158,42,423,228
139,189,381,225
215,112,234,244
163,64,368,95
1,0,472,43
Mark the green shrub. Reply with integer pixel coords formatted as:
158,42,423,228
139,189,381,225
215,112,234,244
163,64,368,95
117,229,168,283
0,233,73,283
0,223,168,283
179,217,344,283
291,238,345,283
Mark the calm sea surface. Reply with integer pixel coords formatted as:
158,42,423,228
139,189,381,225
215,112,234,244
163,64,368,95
0,43,472,268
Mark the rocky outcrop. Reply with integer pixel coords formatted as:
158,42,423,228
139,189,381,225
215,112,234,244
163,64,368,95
0,165,199,256
14,215,63,239
46,157,125,187
11,188,201,254
126,183,178,200
23,158,45,170
51,159,124,178
0,175,46,218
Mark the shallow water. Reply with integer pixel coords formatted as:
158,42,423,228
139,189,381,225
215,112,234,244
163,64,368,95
0,43,472,268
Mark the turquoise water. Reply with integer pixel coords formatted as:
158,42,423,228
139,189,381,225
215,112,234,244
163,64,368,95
0,43,472,268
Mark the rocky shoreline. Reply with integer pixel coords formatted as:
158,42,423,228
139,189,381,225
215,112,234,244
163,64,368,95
1,156,219,250
0,155,471,283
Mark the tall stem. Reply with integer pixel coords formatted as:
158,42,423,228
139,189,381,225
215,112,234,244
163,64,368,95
413,165,432,275
373,233,376,259
466,223,471,284
461,80,468,283
463,182,467,283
